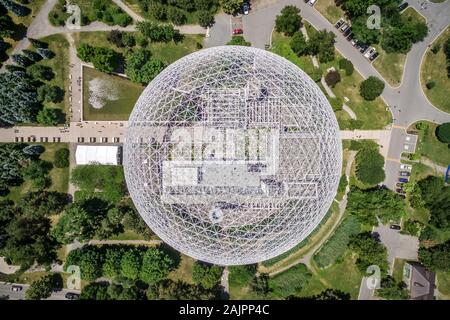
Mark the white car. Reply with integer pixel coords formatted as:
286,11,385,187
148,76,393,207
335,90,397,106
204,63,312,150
364,47,375,59
400,164,412,171
309,0,317,6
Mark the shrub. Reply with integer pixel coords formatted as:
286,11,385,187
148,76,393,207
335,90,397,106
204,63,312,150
307,68,322,82
338,58,354,76
226,36,251,46
290,31,308,56
37,108,59,126
426,81,435,89
54,148,70,168
325,70,341,87
329,97,343,112
431,44,441,54
359,76,385,101
436,123,450,143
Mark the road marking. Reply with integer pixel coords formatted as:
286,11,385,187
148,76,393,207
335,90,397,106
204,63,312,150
392,125,406,129
386,158,400,163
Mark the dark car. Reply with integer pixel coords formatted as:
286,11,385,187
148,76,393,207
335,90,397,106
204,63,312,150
398,178,408,183
65,292,80,300
11,285,22,292
346,33,354,41
399,2,409,11
343,28,352,37
369,52,379,61
242,2,249,15
396,188,406,194
400,171,411,177
390,224,401,230
359,44,369,54
335,19,344,29
396,182,404,188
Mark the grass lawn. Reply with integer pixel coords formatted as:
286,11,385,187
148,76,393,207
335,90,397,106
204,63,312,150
392,258,406,283
372,44,406,87
421,26,450,113
34,34,70,123
168,254,194,284
82,66,144,121
437,271,450,299
73,32,204,63
315,0,345,24
412,121,450,167
271,32,316,75
71,0,133,25
107,229,146,240
6,143,70,203
298,252,362,299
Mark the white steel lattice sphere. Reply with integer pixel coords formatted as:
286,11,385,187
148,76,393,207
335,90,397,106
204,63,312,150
124,46,342,265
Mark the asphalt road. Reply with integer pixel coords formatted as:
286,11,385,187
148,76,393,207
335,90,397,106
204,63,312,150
0,282,80,300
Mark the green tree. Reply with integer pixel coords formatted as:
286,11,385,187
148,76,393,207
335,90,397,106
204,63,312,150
275,6,302,36
37,84,63,103
339,58,354,76
349,232,389,274
54,148,69,168
226,36,251,46
22,160,52,181
360,76,385,101
377,276,409,300
197,10,214,28
102,247,124,279
290,31,308,56
347,186,406,225
147,279,216,300
125,48,166,84
25,274,61,300
355,147,385,185
65,247,104,281
351,15,380,45
192,262,223,289
140,248,175,284
220,0,243,15
308,30,336,63
167,6,186,25
418,241,450,271
36,108,59,126
436,123,450,143
120,249,142,280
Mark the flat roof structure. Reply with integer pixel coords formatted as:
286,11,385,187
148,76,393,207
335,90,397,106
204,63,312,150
75,145,120,165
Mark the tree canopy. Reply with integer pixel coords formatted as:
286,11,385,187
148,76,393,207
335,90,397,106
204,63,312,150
349,232,389,274
360,76,385,101
275,6,302,37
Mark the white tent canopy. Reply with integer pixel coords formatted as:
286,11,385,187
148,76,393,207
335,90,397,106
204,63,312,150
75,145,120,165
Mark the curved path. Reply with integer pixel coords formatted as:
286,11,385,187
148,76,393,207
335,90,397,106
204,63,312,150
236,0,450,189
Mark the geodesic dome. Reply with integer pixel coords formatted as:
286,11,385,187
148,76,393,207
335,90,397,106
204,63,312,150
124,46,342,266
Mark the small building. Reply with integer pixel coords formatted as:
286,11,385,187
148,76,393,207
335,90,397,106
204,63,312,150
403,262,436,300
75,145,121,165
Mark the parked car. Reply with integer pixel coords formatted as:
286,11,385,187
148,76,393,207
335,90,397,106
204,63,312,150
359,44,369,53
400,171,411,177
369,52,379,61
343,28,352,37
346,33,354,41
340,23,349,33
396,188,406,194
399,194,406,199
399,2,409,11
11,285,22,292
364,47,375,59
398,178,408,183
400,164,412,170
242,2,249,15
396,182,404,188
335,18,345,29
232,28,243,35
65,292,80,300
309,0,317,6
350,39,357,46
390,224,401,230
